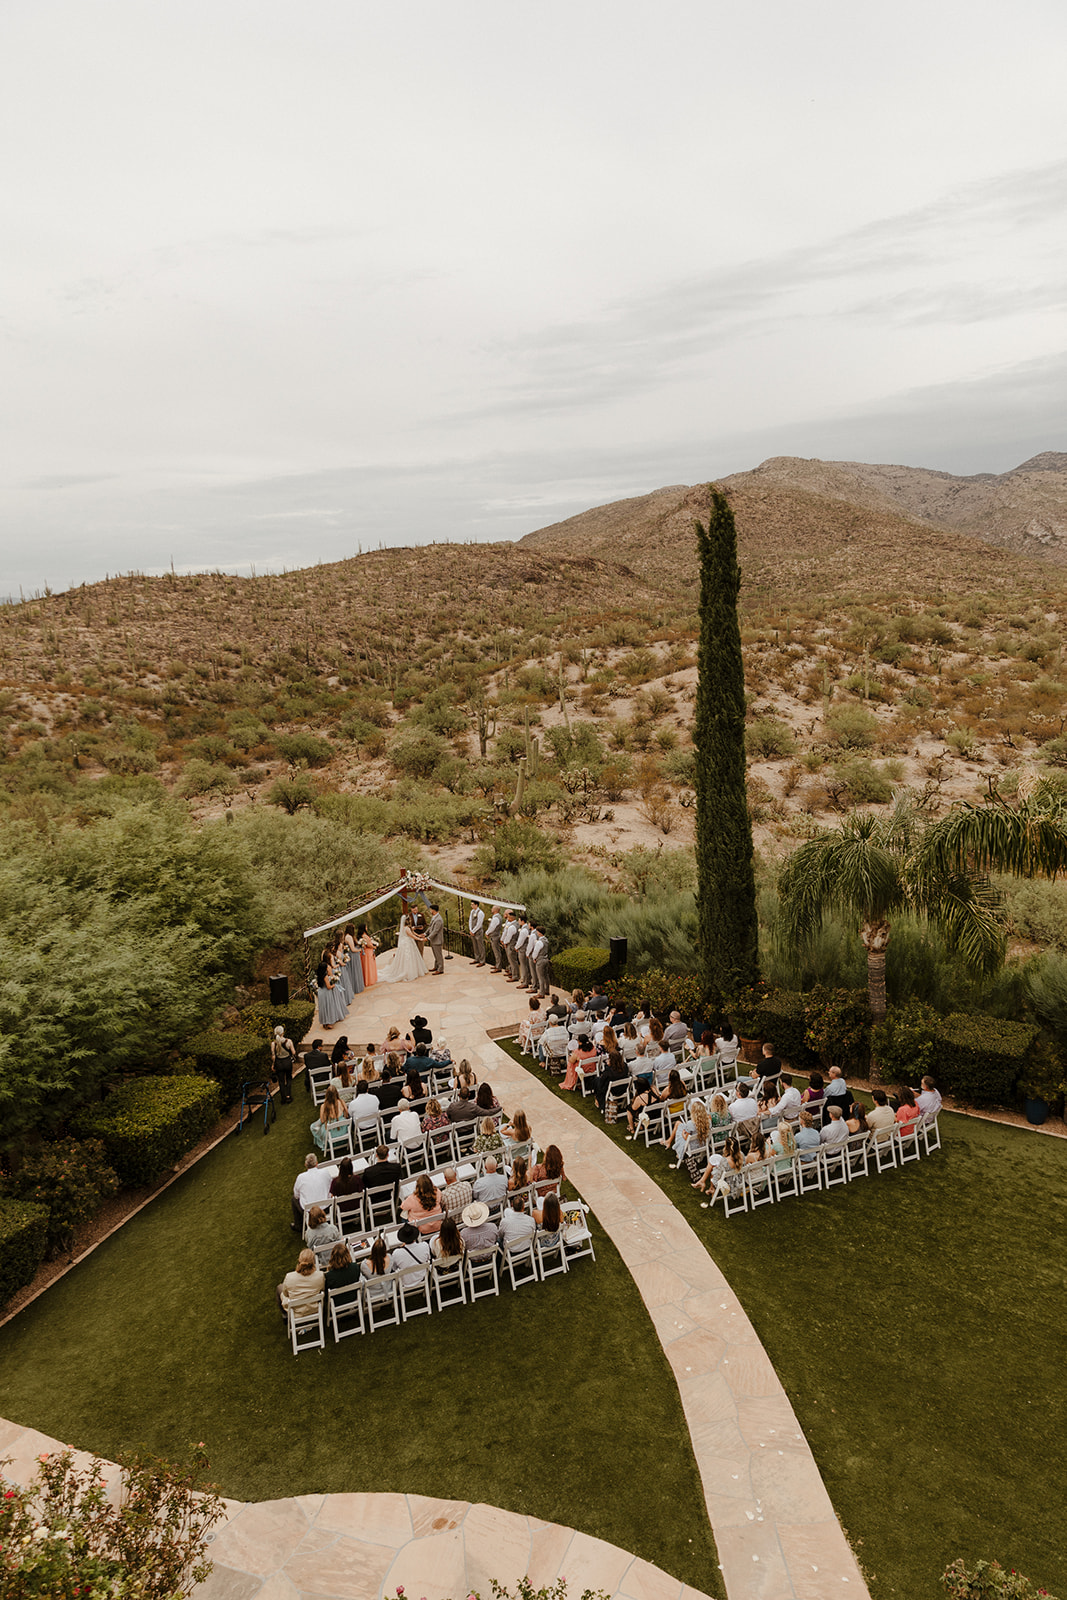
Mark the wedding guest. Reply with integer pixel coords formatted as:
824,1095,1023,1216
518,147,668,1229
303,1204,341,1255
400,1174,443,1234
473,1116,504,1155
432,1215,464,1261
529,1144,565,1194
329,1156,363,1199
277,1249,324,1317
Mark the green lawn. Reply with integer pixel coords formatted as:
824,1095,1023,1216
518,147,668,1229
496,1042,1067,1600
0,1088,723,1598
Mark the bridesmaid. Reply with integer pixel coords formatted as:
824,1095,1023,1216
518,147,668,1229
358,923,379,987
341,923,365,998
316,960,347,1028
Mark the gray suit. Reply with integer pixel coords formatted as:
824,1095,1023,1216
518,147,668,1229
427,912,445,973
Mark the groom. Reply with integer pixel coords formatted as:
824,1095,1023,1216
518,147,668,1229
426,904,445,975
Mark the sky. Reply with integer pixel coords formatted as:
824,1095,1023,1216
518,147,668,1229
2,0,1066,595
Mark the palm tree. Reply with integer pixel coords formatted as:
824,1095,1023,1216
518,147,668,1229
778,796,1008,1020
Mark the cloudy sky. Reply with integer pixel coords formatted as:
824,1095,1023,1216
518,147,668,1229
2,0,1065,594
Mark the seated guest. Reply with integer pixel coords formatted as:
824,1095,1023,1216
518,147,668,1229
561,1034,597,1092
391,1102,423,1145
914,1075,943,1116
867,1089,898,1140
586,984,610,1016
431,1216,464,1262
539,1018,570,1063
651,1043,679,1090
760,1040,783,1079
692,1136,740,1195
324,1241,361,1298
794,1110,821,1163
895,1084,920,1131
728,1081,759,1129
707,1092,731,1127
329,1037,351,1070
475,1081,501,1115
663,1011,689,1047
801,1072,826,1120
533,1189,563,1239
473,1115,504,1155
594,1048,625,1112
400,1173,443,1233
629,1039,656,1085
303,1204,341,1255
453,1059,478,1091
291,1153,333,1230
277,1248,325,1317
330,1059,357,1105
348,1080,381,1128
498,1194,537,1246
764,1074,802,1121
745,1127,769,1166
304,1036,331,1078
473,1156,508,1205
530,1144,565,1194
421,1097,449,1133
665,1096,711,1166
769,1119,796,1172
714,1019,739,1069
391,1220,433,1268
500,1108,532,1153
508,1155,530,1194
518,996,546,1056
758,1077,780,1113
360,1235,392,1293
439,1167,473,1220
373,1061,405,1111
361,1050,381,1084
446,1087,481,1123
401,1067,426,1102
329,1156,363,1199
545,993,569,1021
846,1102,870,1135
824,1065,851,1116
619,1022,640,1062
433,1034,452,1064
410,1014,433,1048
362,1144,404,1195
311,1086,350,1154
459,1200,498,1253
820,1104,849,1146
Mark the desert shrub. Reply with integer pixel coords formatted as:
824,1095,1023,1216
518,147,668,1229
177,759,238,798
97,742,159,775
497,867,614,951
552,946,612,992
80,1075,220,1186
0,1137,120,1257
606,969,706,1020
831,757,897,804
998,876,1067,950
1024,951,1067,1046
390,729,448,779
392,792,480,843
184,1031,268,1109
614,845,696,897
803,985,872,1071
598,759,633,800
662,747,696,786
472,819,565,878
934,1014,1040,1106
190,734,246,767
275,730,334,768
545,721,605,770
0,1196,48,1309
225,808,397,941
945,727,980,759
746,718,797,759
267,772,318,813
584,893,700,974
826,706,880,749
870,997,940,1082
619,648,658,681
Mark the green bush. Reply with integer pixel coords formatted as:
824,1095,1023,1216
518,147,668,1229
389,729,448,780
749,988,820,1068
186,1029,269,1107
942,1556,1059,1599
746,718,797,759
241,997,315,1043
803,985,872,1071
552,946,612,994
832,757,897,804
0,1196,48,1309
934,1014,1041,1106
605,969,706,1020
267,773,318,813
0,1138,120,1258
826,706,880,749
80,1075,220,1186
275,730,334,767
870,997,939,1083
176,758,238,798
472,818,565,878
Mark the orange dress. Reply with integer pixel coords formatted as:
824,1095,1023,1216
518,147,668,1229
360,937,379,987
561,1049,596,1091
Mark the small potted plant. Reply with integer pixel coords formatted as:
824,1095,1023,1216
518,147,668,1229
732,980,770,1063
1019,1036,1066,1126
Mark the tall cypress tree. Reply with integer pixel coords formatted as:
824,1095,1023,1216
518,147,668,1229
694,485,759,1004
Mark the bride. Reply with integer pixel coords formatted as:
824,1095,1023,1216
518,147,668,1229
378,914,431,985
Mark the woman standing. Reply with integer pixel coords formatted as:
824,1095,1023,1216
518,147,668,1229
358,924,380,988
316,960,348,1029
342,924,366,999
270,1025,297,1104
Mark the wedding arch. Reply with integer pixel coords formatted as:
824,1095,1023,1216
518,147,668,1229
301,869,527,989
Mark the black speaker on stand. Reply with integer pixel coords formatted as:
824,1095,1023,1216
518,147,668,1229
269,974,290,1007
609,936,628,973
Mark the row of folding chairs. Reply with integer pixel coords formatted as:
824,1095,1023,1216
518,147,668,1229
305,1172,549,1257
699,1114,943,1218
287,1202,596,1352
320,1107,505,1167
306,1060,456,1108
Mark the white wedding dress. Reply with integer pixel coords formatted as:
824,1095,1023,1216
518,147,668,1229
378,916,431,984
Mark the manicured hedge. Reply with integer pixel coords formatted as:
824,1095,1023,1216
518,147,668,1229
186,1030,270,1107
934,1014,1041,1107
750,990,820,1069
242,997,315,1042
80,1076,220,1186
552,946,612,993
606,970,707,1024
0,1197,49,1310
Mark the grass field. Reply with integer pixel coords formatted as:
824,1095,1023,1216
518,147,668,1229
0,1089,723,1598
495,1042,1067,1600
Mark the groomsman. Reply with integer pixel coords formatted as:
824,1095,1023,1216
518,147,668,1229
532,927,550,997
501,912,519,981
468,900,486,966
515,918,532,987
486,906,503,971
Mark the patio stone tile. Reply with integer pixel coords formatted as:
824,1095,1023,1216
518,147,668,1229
407,1494,468,1538
463,1501,533,1587
626,1258,692,1308
712,1523,794,1600
660,1325,728,1378
615,1554,686,1600
284,1534,397,1600
383,1527,467,1599
775,1520,867,1595
193,1564,264,1600
524,1520,575,1587
553,1530,634,1594
211,1501,320,1577
314,1492,413,1545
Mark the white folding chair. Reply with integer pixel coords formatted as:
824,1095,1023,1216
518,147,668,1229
287,1296,325,1355
896,1118,922,1164
352,1116,382,1156
559,1201,595,1264
872,1128,899,1173
796,1151,823,1195
397,1264,433,1321
430,1255,466,1310
771,1155,799,1202
334,1192,365,1236
328,1282,365,1341
465,1247,500,1301
364,1186,398,1228
363,1270,402,1331
744,1158,776,1209
710,1170,748,1216
306,1064,332,1106
324,1121,354,1160
917,1111,942,1155
502,1234,539,1290
820,1142,849,1188
535,1228,569,1279
844,1133,871,1180
399,1135,428,1177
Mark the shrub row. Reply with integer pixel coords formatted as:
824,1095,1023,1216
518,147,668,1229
0,1196,49,1309
552,946,612,994
605,969,708,1023
80,1076,220,1186
186,1030,270,1107
241,996,315,1042
0,1138,120,1260
935,1014,1041,1107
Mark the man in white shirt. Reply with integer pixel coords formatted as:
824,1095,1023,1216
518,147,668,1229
539,1019,570,1065
498,1195,537,1246
348,1081,381,1129
765,1075,802,1121
500,912,519,981
820,1105,848,1146
472,1157,508,1205
486,907,503,971
914,1076,943,1116
728,1082,758,1126
533,927,551,997
515,920,532,988
291,1154,333,1230
391,1104,422,1145
468,901,486,965
652,1047,677,1089
524,928,543,993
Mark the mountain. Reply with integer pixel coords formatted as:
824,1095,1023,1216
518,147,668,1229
718,453,1067,559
